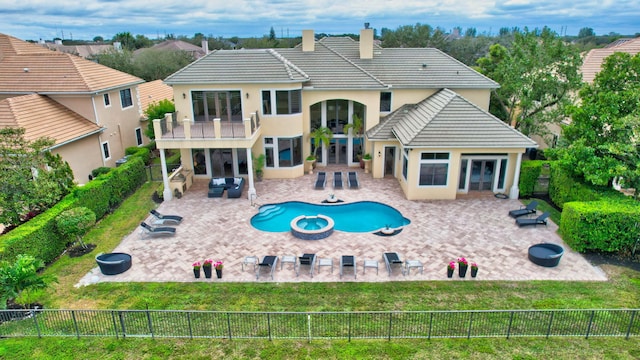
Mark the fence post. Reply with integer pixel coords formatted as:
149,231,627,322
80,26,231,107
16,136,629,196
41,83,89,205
71,310,80,339
506,311,514,339
467,312,474,339
226,312,232,340
32,307,41,338
428,312,433,339
626,310,637,340
546,311,554,338
307,314,311,343
119,311,127,338
187,312,193,339
268,313,272,341
388,312,393,341
585,310,595,339
111,311,119,339
348,313,352,342
146,308,154,338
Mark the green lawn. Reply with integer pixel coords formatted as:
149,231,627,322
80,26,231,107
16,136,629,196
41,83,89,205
3,183,640,359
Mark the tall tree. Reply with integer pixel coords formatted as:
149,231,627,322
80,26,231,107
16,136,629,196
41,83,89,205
552,52,640,198
476,27,583,143
133,49,195,81
144,99,176,139
112,32,136,51
0,128,74,227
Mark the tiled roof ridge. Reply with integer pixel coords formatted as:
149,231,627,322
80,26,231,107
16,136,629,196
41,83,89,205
429,48,500,88
402,89,457,144
267,49,310,80
165,49,218,81
317,41,387,87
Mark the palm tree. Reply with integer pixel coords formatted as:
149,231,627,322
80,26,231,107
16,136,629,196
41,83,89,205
343,114,364,159
309,126,333,160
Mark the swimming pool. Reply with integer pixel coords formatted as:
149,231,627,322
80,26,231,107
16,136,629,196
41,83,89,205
251,201,411,233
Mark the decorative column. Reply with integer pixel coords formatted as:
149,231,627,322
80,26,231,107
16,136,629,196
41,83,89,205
160,149,173,201
246,148,257,202
509,152,523,200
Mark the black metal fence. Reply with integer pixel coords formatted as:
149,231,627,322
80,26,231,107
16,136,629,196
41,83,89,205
1,309,638,340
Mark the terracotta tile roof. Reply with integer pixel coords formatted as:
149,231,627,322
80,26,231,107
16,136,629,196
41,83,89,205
581,38,640,83
0,94,103,146
40,43,115,59
0,33,144,93
138,80,174,112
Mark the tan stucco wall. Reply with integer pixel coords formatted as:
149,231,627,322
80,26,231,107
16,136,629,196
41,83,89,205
53,134,104,185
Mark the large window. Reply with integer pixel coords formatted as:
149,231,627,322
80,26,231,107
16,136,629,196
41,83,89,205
262,89,301,115
380,92,392,112
135,127,143,146
192,91,242,122
419,152,449,186
264,136,302,168
120,89,133,108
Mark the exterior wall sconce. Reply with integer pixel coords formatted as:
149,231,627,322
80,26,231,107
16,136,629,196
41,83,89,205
182,93,186,99
378,151,382,158
246,93,249,99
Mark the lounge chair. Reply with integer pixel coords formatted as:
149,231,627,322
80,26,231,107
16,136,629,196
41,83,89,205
150,209,183,225
333,172,343,189
516,212,550,227
139,222,176,238
314,172,326,190
383,252,405,276
256,256,278,280
297,253,316,277
348,171,359,189
340,255,357,279
508,201,538,218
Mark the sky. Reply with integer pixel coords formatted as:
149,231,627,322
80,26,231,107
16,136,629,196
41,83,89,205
1,0,638,42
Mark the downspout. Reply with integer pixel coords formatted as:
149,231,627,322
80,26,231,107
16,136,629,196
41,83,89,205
246,148,256,202
91,96,106,167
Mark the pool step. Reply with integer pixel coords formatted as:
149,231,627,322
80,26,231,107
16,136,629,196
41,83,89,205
253,206,286,222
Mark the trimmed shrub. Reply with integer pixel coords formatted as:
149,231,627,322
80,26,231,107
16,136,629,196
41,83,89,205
561,200,640,253
91,167,111,178
125,146,151,165
548,162,625,208
519,160,547,197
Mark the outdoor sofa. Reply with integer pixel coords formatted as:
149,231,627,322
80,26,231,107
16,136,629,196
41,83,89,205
208,177,245,198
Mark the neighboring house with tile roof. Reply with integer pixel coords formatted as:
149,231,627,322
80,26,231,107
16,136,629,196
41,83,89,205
138,80,174,117
157,28,536,200
0,33,146,184
38,41,115,59
581,37,640,83
134,40,207,59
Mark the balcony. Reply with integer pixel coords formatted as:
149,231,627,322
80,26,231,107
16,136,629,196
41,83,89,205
155,111,261,140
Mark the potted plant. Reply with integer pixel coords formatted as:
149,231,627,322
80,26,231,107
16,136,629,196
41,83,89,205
214,261,224,278
447,261,455,278
457,257,468,278
305,155,316,174
253,153,266,181
471,262,478,278
309,126,333,165
202,259,213,279
362,153,372,173
192,261,201,279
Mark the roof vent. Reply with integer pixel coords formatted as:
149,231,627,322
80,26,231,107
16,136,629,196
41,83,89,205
421,63,427,69
23,68,29,72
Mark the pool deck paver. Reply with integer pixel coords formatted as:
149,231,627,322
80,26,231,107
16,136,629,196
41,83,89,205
78,167,607,286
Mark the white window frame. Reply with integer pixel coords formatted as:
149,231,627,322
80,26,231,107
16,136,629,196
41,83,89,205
120,88,133,109
135,127,143,146
417,152,450,187
101,141,111,160
264,135,303,168
457,155,509,193
402,148,409,181
261,88,302,116
103,93,111,107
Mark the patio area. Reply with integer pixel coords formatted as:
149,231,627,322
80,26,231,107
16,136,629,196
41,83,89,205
78,167,607,285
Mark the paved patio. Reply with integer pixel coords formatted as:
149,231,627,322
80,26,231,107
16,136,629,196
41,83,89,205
78,167,607,286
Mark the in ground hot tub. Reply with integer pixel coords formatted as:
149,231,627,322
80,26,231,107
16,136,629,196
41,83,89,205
291,215,334,240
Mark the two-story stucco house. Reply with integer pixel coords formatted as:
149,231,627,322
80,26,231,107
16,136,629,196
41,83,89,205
157,28,536,201
0,34,146,184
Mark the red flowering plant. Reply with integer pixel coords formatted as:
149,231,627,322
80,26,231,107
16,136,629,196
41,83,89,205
202,259,213,268
447,261,456,270
471,262,478,271
457,257,468,267
192,261,201,270
213,261,224,270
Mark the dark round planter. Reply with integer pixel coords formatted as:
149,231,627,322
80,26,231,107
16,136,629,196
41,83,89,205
203,266,212,278
193,268,201,278
528,243,564,267
447,268,454,278
459,265,468,278
96,253,132,275
215,268,223,279
471,268,478,278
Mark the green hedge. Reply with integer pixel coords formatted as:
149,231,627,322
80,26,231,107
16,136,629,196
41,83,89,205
560,200,640,253
548,162,625,209
519,160,547,197
0,153,148,264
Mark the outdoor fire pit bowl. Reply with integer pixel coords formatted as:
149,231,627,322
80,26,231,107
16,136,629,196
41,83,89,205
96,253,132,275
528,243,564,267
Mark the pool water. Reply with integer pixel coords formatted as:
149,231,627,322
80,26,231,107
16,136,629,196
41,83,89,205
297,217,329,230
251,201,411,233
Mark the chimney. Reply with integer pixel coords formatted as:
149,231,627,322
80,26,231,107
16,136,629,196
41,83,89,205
54,39,62,45
113,41,122,51
302,30,314,52
201,39,209,54
360,28,374,59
